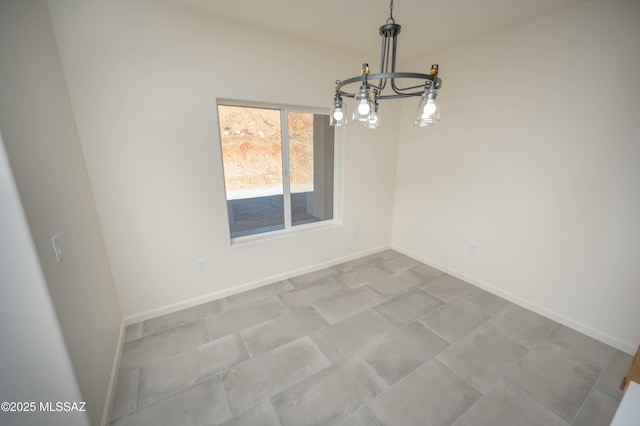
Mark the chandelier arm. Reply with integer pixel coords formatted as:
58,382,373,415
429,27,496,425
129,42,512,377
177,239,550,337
376,92,424,100
390,70,438,93
337,72,435,94
391,81,429,92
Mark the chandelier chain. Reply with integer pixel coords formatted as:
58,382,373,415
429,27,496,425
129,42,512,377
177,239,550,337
387,0,395,24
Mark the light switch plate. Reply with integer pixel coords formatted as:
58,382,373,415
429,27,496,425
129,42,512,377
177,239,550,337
196,258,206,272
51,234,63,262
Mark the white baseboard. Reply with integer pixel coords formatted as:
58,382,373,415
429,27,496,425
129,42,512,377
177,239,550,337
101,318,126,426
123,245,391,326
391,244,636,355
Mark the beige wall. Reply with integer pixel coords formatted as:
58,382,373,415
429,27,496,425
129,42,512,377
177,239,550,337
0,2,123,424
392,0,640,353
47,0,400,319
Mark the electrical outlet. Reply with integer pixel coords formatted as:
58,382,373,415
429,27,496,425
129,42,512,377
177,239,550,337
468,243,477,255
352,227,359,237
196,258,206,272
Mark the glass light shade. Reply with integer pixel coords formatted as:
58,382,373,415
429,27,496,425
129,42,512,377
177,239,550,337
365,106,381,129
353,86,374,122
330,99,348,126
414,88,441,127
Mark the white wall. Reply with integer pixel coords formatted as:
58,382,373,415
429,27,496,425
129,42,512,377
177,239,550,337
392,0,640,353
0,137,90,426
0,2,123,424
47,0,400,319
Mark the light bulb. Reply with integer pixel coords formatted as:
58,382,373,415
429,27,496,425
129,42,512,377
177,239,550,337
421,100,437,118
330,95,347,126
357,100,370,116
365,114,379,129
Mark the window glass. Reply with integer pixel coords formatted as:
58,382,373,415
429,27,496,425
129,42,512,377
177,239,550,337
218,104,335,239
288,112,334,227
218,105,284,237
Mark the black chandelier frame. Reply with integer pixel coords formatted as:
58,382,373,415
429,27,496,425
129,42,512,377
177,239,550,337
333,1,442,102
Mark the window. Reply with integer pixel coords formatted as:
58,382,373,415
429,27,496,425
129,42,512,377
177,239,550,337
217,102,335,239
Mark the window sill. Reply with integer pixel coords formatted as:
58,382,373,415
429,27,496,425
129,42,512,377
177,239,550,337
230,220,341,247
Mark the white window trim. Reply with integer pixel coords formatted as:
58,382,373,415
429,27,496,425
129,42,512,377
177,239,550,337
216,99,344,246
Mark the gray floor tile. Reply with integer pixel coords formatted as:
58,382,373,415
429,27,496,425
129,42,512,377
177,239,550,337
437,325,527,393
278,278,345,309
111,377,230,426
487,305,557,348
142,298,226,337
240,307,328,357
361,322,449,385
596,350,633,400
367,271,423,299
420,298,493,342
289,268,337,287
205,296,287,340
110,250,623,426
381,254,420,273
572,388,620,426
375,290,443,326
337,266,392,289
330,405,380,426
124,323,142,343
222,336,330,414
119,320,209,371
332,255,378,273
368,359,481,426
272,357,386,426
453,380,568,426
138,333,249,407
220,400,281,426
375,249,401,261
544,325,616,368
313,287,385,324
462,287,511,314
311,310,396,363
410,263,445,281
226,280,295,307
505,340,602,422
110,369,139,421
420,274,473,302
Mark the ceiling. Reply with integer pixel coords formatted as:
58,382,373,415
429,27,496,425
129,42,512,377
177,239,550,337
169,0,590,62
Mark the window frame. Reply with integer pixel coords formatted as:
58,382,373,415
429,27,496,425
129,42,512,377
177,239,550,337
216,99,344,245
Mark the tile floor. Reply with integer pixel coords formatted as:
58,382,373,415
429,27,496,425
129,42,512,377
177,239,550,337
110,250,631,425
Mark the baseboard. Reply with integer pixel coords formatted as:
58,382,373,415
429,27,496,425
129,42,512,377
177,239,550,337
101,318,126,426
123,244,391,326
391,245,636,355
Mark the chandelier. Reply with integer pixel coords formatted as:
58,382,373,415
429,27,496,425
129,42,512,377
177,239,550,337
330,0,442,129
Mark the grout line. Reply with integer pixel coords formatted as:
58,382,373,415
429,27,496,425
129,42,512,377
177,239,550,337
569,384,596,426
500,378,571,426
568,350,620,425
218,373,234,419
236,331,252,358
267,397,285,426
